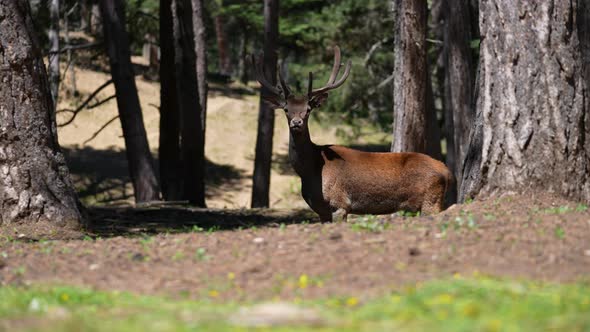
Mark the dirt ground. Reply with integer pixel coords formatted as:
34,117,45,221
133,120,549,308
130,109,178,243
2,193,590,301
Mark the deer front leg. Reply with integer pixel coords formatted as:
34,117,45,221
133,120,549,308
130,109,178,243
332,208,348,223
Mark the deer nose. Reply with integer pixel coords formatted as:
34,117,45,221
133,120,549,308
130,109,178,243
290,118,303,128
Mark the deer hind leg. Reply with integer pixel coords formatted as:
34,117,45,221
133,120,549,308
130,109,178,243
420,178,446,215
332,208,348,222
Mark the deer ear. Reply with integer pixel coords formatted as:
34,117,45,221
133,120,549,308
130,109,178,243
262,94,286,109
309,93,329,109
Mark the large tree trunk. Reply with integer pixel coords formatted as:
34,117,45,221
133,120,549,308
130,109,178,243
251,0,278,208
48,0,60,108
171,0,206,206
99,0,160,203
0,0,83,237
443,0,475,200
391,0,441,159
159,0,182,201
460,0,590,203
191,0,208,147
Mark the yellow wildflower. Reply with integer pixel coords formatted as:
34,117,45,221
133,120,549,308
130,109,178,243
227,272,235,280
346,297,359,307
208,290,219,298
60,293,69,302
298,274,308,289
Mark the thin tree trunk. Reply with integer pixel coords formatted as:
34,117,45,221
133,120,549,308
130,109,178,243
391,0,441,159
159,0,182,200
99,0,160,203
443,0,475,199
191,0,208,146
90,3,102,34
460,0,590,203
171,0,206,206
214,14,231,75
251,0,279,208
48,0,60,108
64,4,77,97
239,30,249,85
0,0,83,237
80,0,90,32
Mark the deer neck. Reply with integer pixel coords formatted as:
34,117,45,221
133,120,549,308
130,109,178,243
288,127,319,176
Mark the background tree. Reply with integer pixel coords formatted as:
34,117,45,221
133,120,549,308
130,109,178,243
460,0,590,203
171,0,206,206
390,0,441,159
251,0,279,208
99,0,161,203
48,0,60,108
159,0,182,201
192,0,208,146
0,0,83,237
442,0,476,200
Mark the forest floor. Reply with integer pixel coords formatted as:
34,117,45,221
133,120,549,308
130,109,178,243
2,55,590,331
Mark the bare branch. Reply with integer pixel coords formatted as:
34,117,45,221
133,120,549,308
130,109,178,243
83,115,120,145
57,79,113,127
49,42,103,55
88,94,116,109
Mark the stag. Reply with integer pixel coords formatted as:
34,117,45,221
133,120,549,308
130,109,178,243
252,46,452,222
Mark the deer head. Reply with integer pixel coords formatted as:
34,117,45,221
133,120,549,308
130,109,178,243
251,46,352,134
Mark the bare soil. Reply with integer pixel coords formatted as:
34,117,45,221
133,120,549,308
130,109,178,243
2,193,590,301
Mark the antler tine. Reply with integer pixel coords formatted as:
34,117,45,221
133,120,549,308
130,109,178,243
277,61,292,98
326,46,342,85
310,57,352,96
250,54,282,96
307,72,313,97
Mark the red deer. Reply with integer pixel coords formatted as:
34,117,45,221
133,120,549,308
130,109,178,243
252,46,452,222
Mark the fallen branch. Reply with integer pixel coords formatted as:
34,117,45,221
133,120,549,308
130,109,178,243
83,115,120,145
49,42,103,55
88,94,116,109
57,79,113,127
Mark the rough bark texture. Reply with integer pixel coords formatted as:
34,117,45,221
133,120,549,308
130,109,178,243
99,0,160,203
159,0,182,200
251,0,278,208
191,0,208,146
0,0,83,236
48,0,60,108
443,0,475,198
391,0,441,159
171,0,206,206
460,0,590,203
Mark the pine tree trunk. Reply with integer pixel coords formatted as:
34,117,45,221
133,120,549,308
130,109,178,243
191,0,208,146
443,0,475,198
80,0,90,32
171,0,206,206
391,0,441,159
48,0,60,108
214,14,231,75
0,0,83,237
251,0,278,208
99,0,161,203
159,0,182,200
460,0,590,203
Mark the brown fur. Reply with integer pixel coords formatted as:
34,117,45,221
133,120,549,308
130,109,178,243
254,46,452,222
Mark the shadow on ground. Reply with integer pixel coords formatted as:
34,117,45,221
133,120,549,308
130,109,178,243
63,146,246,205
85,206,318,237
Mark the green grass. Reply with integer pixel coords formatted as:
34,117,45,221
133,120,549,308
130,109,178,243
1,277,590,331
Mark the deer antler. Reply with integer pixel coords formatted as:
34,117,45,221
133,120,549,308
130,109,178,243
308,46,352,97
251,55,292,99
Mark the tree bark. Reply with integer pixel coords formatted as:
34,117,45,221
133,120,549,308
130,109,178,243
443,0,475,199
391,0,441,159
0,0,83,237
99,0,160,203
191,0,208,146
159,0,182,200
214,14,231,75
251,0,278,208
460,0,590,203
48,0,60,108
171,0,206,206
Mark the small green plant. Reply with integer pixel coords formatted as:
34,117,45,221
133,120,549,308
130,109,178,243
576,203,588,212
194,248,209,261
351,216,388,232
396,210,421,217
191,225,205,233
554,227,565,239
172,251,185,261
